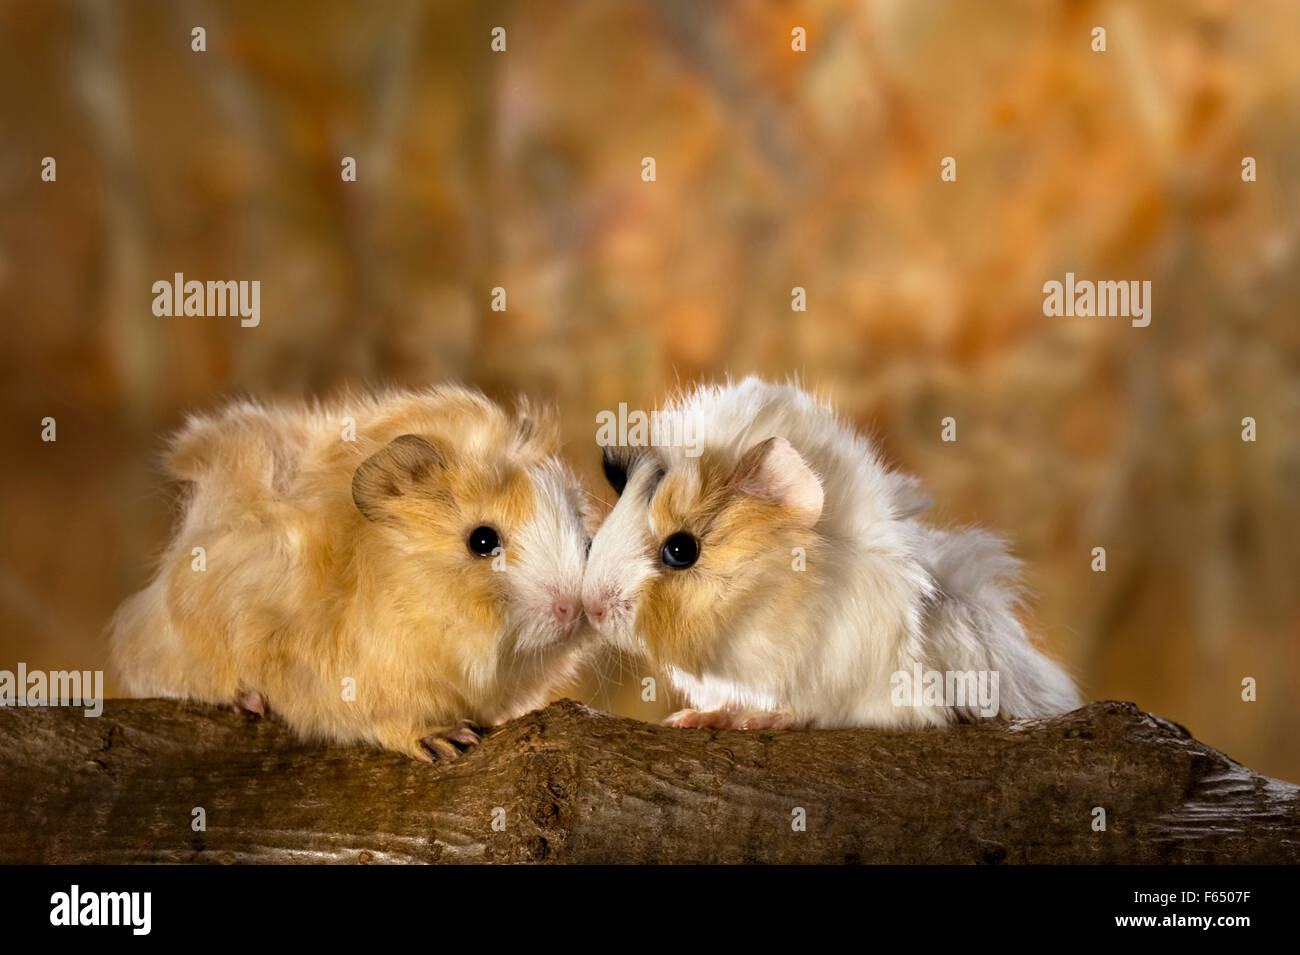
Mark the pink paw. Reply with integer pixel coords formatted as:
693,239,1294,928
419,719,482,760
736,712,802,730
665,708,803,731
666,708,728,729
234,689,266,717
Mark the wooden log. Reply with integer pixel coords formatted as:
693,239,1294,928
1,698,1296,863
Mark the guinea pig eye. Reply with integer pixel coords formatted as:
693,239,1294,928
602,452,627,496
661,532,699,569
467,525,500,558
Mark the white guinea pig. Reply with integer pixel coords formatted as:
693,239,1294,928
111,385,595,760
583,377,1081,730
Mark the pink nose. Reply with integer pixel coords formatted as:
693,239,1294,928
552,598,578,625
585,588,620,625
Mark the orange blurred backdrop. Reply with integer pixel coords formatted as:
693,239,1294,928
1,0,1296,780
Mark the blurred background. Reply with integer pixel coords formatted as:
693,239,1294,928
1,0,1297,781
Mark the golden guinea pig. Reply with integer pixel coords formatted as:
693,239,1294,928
111,386,595,760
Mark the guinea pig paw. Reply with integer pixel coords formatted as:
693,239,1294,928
417,720,482,760
736,712,802,731
666,708,801,731
665,708,733,730
233,689,266,718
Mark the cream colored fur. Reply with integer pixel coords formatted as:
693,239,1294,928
111,386,594,760
583,377,1082,729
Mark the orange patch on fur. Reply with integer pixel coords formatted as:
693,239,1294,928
638,451,821,674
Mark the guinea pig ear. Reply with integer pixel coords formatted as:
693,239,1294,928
352,434,448,522
729,436,823,529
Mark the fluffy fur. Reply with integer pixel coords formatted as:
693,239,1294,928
583,377,1081,729
111,386,595,760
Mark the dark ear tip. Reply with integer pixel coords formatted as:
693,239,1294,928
384,433,447,470
601,449,628,496
390,432,440,454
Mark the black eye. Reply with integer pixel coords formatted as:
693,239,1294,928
467,525,500,558
602,451,627,496
661,532,699,569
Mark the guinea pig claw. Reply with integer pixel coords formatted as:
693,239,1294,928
738,713,799,731
441,719,482,747
418,720,482,760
